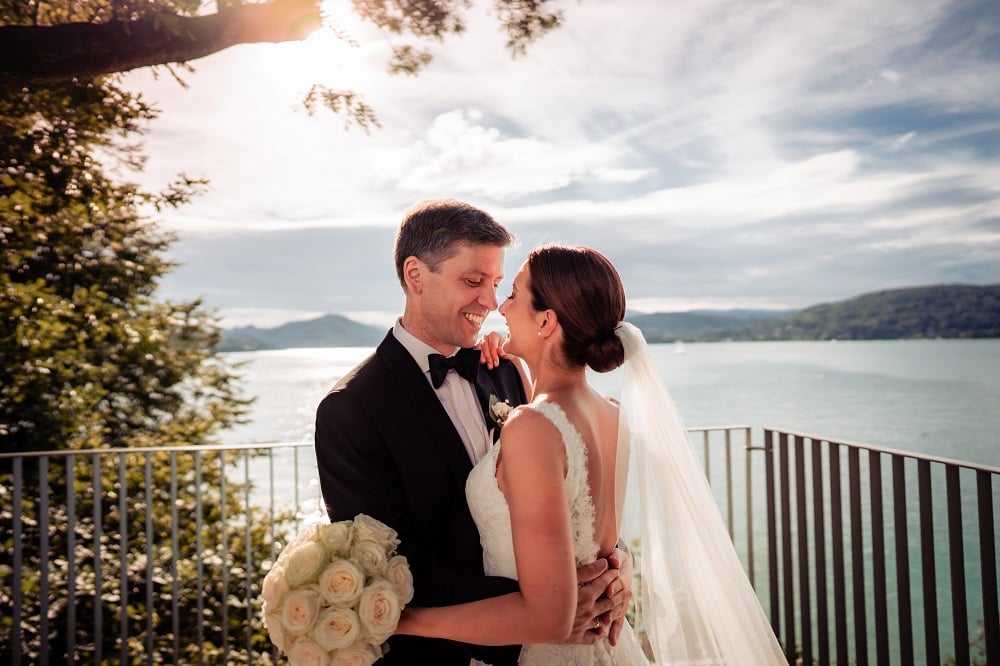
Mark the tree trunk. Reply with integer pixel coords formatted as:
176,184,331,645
0,0,322,83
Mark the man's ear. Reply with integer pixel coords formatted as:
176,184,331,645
403,256,423,295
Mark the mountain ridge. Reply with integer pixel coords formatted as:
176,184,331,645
215,284,1000,350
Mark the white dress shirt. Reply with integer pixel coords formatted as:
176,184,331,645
393,320,491,464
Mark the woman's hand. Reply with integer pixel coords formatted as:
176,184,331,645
475,331,508,370
604,543,634,646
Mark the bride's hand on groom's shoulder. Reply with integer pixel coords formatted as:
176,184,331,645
475,331,508,370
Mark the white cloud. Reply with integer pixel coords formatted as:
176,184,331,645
389,109,636,198
130,0,1000,326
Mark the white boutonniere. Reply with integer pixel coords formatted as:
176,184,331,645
488,394,513,428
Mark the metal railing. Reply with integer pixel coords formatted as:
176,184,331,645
0,441,319,664
2,428,997,664
759,429,999,666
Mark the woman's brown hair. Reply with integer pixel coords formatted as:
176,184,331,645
527,245,626,373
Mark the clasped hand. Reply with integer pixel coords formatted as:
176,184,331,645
569,549,632,646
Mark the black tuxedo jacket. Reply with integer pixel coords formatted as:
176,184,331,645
315,331,528,665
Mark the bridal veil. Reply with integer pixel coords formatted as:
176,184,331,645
615,322,786,665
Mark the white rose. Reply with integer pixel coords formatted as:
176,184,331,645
314,606,361,652
490,397,513,426
264,610,289,653
330,643,381,666
276,524,321,567
357,579,401,644
350,539,388,578
284,541,329,587
319,521,353,557
280,588,321,636
261,564,291,612
351,514,399,553
385,555,414,605
287,636,332,666
318,559,365,606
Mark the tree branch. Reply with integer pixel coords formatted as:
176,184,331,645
0,0,322,83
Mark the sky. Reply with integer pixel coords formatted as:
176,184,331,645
124,0,1000,329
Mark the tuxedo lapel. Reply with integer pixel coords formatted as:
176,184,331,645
470,366,501,441
376,334,474,482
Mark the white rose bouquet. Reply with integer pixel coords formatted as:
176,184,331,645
261,514,415,666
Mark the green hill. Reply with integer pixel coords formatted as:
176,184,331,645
217,284,1000,350
628,309,794,342
217,314,385,351
691,284,1000,341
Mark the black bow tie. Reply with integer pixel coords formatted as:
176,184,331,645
428,348,481,389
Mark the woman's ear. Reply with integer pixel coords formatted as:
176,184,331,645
403,256,423,295
537,309,558,339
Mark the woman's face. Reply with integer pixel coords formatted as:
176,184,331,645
497,261,539,358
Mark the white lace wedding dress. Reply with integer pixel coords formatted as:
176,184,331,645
467,401,649,666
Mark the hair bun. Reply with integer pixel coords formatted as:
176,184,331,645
584,333,625,373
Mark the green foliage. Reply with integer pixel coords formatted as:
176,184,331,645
0,76,250,453
1,449,298,663
0,51,273,665
639,285,1000,342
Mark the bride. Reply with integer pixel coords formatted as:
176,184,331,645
395,245,786,665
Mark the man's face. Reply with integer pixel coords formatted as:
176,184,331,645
407,243,505,353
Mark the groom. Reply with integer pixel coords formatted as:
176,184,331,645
315,199,625,665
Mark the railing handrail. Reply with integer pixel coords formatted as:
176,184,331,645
762,425,1000,474
0,439,313,460
6,427,996,474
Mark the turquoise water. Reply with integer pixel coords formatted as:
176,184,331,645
221,339,1000,664
221,339,1000,467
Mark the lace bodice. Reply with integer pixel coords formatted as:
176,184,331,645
466,401,647,665
467,401,599,576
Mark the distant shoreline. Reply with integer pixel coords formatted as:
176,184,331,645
216,284,1000,351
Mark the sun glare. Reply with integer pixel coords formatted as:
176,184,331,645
262,1,380,91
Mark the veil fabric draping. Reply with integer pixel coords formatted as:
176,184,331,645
615,322,786,665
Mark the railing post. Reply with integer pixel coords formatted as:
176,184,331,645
829,442,848,664
170,452,180,661
778,432,795,661
794,435,811,664
196,451,206,666
869,451,889,665
12,457,22,664
848,447,868,665
92,452,103,665
918,460,941,664
977,471,999,664
764,429,781,643
745,428,755,589
811,438,829,665
892,456,914,665
725,429,734,536
67,454,77,662
39,456,50,665
118,453,128,665
144,453,154,665
946,466,969,665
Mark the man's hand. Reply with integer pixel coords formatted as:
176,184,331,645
604,544,634,646
567,559,624,644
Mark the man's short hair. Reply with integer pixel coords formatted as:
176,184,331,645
394,199,515,288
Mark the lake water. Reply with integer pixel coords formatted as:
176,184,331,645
220,339,1000,468
220,339,999,663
